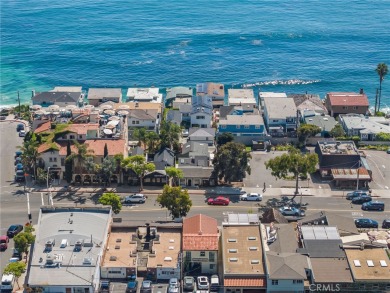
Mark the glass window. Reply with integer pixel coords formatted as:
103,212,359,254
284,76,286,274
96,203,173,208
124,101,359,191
272,280,278,285
200,251,205,257
209,252,215,262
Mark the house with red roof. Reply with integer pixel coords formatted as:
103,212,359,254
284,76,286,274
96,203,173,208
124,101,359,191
325,91,369,117
182,214,219,275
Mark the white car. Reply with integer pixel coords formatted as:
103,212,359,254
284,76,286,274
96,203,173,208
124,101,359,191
19,130,26,137
124,194,146,204
197,276,209,290
240,193,263,201
279,206,305,217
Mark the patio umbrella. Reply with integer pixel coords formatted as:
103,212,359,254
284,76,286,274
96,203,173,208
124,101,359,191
48,104,60,112
104,109,115,115
66,105,78,110
103,129,113,135
34,110,45,115
100,104,113,110
117,110,129,116
84,104,95,109
108,116,120,121
31,105,42,111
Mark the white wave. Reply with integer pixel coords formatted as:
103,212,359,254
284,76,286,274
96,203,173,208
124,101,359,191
251,39,262,45
180,40,191,46
167,50,175,55
242,79,321,88
133,60,154,65
179,50,186,56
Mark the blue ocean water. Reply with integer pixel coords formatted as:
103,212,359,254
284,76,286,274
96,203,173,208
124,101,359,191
1,0,390,109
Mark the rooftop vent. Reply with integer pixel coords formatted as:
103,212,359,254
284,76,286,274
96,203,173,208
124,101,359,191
229,249,238,253
248,236,257,241
249,247,258,251
251,260,260,264
228,239,237,243
83,257,92,265
109,256,117,261
164,257,172,261
229,258,238,262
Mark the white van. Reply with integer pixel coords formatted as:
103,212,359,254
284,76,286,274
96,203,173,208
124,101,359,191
210,275,219,292
1,274,15,291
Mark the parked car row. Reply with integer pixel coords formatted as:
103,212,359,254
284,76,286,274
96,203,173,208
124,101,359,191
14,151,25,182
346,190,385,211
355,218,390,229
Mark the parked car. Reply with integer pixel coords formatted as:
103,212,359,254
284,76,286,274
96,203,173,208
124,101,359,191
14,151,23,159
351,195,372,204
346,190,368,200
124,194,146,204
240,192,263,201
99,280,110,292
126,279,138,293
15,170,25,182
362,201,385,211
354,218,378,229
0,235,9,251
14,157,22,165
382,219,390,229
182,129,189,137
197,276,209,290
140,280,152,293
16,124,24,132
210,275,220,292
19,130,26,137
11,248,22,260
387,148,390,154
183,276,195,291
7,224,23,238
279,206,305,217
167,285,179,293
207,196,230,206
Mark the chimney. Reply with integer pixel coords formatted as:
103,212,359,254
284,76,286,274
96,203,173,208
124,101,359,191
359,88,364,94
198,230,203,235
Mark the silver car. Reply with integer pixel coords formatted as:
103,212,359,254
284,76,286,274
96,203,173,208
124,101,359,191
124,194,146,204
197,276,209,290
240,193,263,201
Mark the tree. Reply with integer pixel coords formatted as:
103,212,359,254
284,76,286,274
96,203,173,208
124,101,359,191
66,141,94,174
157,185,192,219
165,166,184,186
64,141,73,183
160,121,181,151
98,192,122,214
375,132,390,141
297,124,321,146
145,131,160,153
100,157,117,186
104,143,108,159
329,124,345,138
375,63,388,113
265,147,319,197
14,229,35,256
121,155,155,190
35,167,47,185
18,138,40,179
3,262,26,289
212,142,251,184
133,128,148,147
217,132,234,147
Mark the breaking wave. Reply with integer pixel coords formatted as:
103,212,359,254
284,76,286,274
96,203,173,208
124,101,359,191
242,79,321,88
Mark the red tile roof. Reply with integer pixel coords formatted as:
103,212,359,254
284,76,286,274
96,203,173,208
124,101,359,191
224,277,266,287
58,143,78,156
37,142,60,154
56,140,126,156
67,123,99,135
34,121,52,134
327,92,369,107
182,214,219,251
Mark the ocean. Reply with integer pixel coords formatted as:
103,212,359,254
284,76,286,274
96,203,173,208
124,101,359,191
1,0,390,109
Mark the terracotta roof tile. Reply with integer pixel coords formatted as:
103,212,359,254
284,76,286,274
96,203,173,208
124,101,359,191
327,92,369,107
37,142,60,154
57,140,126,156
67,123,99,135
182,214,219,251
34,121,52,134
224,277,266,287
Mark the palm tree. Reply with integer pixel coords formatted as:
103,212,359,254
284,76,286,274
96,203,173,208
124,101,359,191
133,128,147,148
145,131,160,153
66,141,94,174
160,121,181,151
376,63,388,114
18,140,40,179
100,157,117,186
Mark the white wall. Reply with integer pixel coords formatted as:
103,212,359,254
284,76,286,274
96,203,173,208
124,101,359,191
187,250,218,274
267,279,304,293
157,266,180,280
40,151,63,171
128,117,157,129
100,267,127,279
190,113,211,128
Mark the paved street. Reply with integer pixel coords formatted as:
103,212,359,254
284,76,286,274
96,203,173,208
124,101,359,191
1,120,390,273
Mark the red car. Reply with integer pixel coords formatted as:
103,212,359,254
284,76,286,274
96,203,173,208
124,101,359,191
207,196,230,206
0,235,9,250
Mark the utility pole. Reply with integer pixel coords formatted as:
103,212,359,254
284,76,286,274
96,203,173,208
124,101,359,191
374,89,379,115
356,161,360,191
17,91,21,118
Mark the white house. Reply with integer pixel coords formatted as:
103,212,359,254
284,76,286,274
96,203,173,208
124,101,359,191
190,96,213,128
127,109,160,131
126,88,163,104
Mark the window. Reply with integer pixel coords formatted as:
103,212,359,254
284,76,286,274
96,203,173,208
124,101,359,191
53,158,57,162
185,251,191,261
132,121,135,124
79,135,82,139
61,158,65,166
236,125,240,129
272,280,279,285
136,121,139,124
196,115,205,119
228,239,237,243
210,264,215,270
70,135,75,139
342,106,348,110
353,106,358,110
200,251,205,257
272,120,279,122
248,236,257,240
255,125,260,129
49,158,53,162
221,125,226,129
229,249,238,253
209,252,215,262
244,125,249,129
293,280,303,284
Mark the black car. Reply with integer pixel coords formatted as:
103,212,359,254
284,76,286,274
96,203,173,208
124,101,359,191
354,218,378,229
346,190,368,200
7,224,23,238
382,219,390,229
351,195,372,204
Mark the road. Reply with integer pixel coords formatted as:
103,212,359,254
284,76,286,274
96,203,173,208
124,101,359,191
1,121,390,271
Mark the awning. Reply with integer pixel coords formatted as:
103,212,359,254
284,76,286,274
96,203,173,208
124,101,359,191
331,167,371,180
224,277,266,287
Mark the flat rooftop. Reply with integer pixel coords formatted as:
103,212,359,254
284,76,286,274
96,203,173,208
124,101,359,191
222,225,265,276
318,141,359,156
345,248,390,281
147,228,181,268
102,229,137,268
228,89,256,105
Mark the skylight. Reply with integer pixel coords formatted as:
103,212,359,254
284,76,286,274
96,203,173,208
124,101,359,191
353,260,361,267
380,260,388,267
367,260,374,267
